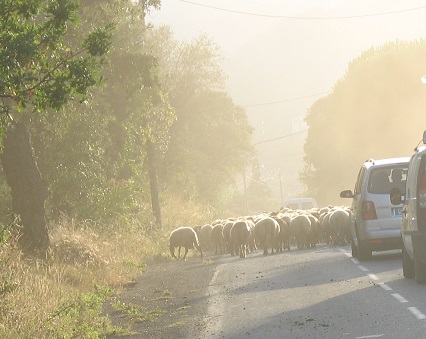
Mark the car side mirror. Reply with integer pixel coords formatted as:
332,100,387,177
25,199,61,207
340,190,354,198
390,187,403,205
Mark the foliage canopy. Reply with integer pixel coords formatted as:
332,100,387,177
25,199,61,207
301,40,426,205
0,0,113,116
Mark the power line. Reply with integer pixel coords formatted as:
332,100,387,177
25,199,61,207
177,1,426,20
245,174,270,187
254,129,308,146
243,91,330,107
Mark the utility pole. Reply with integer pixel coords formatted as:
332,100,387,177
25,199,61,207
243,171,249,215
279,171,284,208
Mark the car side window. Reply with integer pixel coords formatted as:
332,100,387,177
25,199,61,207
354,167,366,195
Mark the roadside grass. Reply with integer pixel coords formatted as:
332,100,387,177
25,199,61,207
110,300,166,323
0,194,215,338
151,290,174,301
166,321,187,328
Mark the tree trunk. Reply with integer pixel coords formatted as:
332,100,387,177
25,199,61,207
147,140,162,228
0,121,50,253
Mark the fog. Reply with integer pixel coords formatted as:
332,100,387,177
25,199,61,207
150,0,426,207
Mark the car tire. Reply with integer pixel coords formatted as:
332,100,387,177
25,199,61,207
414,249,426,283
351,240,359,258
358,242,372,261
402,242,414,279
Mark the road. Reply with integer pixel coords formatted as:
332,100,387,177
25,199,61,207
200,245,426,338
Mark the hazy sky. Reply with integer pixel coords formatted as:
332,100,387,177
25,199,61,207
148,0,426,203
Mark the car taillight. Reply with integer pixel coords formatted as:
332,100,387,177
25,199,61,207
362,201,377,220
419,172,426,208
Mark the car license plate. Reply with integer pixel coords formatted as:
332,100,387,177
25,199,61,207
392,207,402,216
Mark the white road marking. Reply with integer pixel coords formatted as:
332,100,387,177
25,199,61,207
358,265,369,272
378,283,392,291
368,273,379,280
356,335,385,338
408,307,426,320
203,264,225,336
392,293,408,303
341,248,426,323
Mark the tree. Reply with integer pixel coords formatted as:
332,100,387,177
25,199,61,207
23,1,172,228
301,40,426,206
0,0,112,253
145,27,254,209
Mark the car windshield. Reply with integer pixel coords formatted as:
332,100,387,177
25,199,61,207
367,166,407,194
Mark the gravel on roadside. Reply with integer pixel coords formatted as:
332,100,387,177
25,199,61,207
104,257,218,338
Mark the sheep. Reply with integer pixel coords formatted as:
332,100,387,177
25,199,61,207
193,225,203,237
328,208,351,245
222,220,236,255
244,217,257,253
319,210,333,244
230,220,251,258
211,223,225,255
289,214,313,249
305,213,320,247
169,227,203,260
274,216,290,252
254,216,279,255
199,224,213,251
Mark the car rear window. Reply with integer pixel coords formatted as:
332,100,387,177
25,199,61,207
367,166,407,194
302,202,314,210
286,203,298,210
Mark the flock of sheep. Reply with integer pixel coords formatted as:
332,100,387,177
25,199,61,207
169,205,351,260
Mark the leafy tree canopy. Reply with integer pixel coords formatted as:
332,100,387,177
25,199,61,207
145,27,255,209
26,0,170,223
0,0,112,117
301,40,426,205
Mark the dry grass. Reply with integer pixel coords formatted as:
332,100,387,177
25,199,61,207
0,195,214,338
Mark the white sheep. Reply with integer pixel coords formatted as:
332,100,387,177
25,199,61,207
290,214,313,249
230,220,251,258
169,227,203,260
329,208,351,245
254,216,279,255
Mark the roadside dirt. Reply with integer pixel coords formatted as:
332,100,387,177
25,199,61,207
104,256,217,338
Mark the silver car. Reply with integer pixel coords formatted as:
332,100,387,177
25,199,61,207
390,131,426,283
340,157,410,260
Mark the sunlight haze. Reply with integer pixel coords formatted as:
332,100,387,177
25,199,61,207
149,0,426,207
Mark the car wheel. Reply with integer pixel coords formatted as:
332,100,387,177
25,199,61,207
402,242,414,279
414,249,426,283
351,239,359,258
358,242,372,261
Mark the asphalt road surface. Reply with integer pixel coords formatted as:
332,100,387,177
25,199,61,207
200,245,426,339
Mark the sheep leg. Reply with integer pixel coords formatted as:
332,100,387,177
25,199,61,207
170,246,177,260
183,247,189,260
